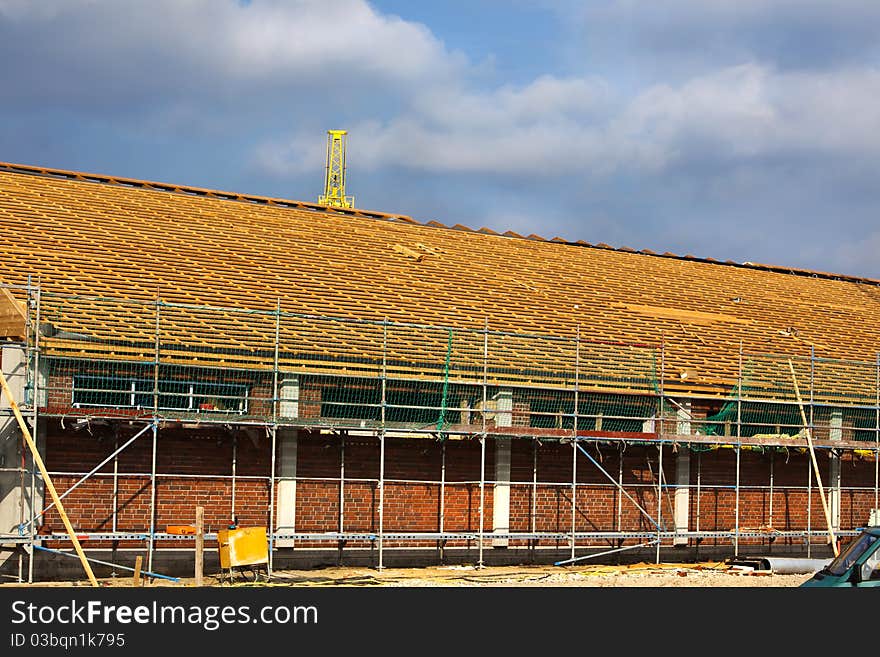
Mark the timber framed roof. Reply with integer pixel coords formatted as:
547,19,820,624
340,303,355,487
1,160,879,396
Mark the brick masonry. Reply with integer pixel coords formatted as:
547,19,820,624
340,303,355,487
35,419,880,553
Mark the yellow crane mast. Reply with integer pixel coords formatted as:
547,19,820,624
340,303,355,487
318,129,354,208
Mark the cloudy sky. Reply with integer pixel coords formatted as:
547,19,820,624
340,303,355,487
2,0,880,277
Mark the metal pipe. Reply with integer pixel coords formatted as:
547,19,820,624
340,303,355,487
571,441,576,562
757,556,832,575
807,453,813,558
657,338,665,563
657,443,663,564
554,539,660,566
268,299,281,577
339,434,345,534
32,545,179,582
28,283,40,584
570,326,580,562
148,297,160,576
378,319,387,570
575,443,659,529
439,440,445,559
17,281,32,584
696,451,701,533
532,439,538,537
735,339,743,556
112,433,119,534
875,352,879,513
30,423,153,524
616,446,623,533
268,426,277,577
231,435,237,523
769,451,774,531
478,317,488,568
147,422,158,575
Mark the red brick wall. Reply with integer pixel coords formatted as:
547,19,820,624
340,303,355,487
38,422,880,549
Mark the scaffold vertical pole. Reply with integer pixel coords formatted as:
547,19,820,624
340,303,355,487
656,337,665,564
531,439,538,555
696,452,701,534
268,425,277,577
874,353,880,513
570,327,580,561
807,455,813,558
769,451,774,532
268,299,280,577
231,435,237,524
616,447,624,534
28,282,40,583
378,318,387,570
339,434,345,535
17,283,30,583
735,340,743,556
439,440,445,560
478,318,488,569
148,297,160,576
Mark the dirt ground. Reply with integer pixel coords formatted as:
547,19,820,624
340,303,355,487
2,562,817,587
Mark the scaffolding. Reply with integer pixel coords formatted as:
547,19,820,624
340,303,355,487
1,285,879,582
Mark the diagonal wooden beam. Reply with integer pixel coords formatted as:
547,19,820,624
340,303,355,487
0,369,99,586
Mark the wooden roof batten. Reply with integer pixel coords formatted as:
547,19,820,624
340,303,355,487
1,160,880,403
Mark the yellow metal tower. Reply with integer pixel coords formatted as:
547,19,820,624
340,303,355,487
318,129,354,208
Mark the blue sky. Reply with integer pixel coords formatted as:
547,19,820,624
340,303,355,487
2,1,880,277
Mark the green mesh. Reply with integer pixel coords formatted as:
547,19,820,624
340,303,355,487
33,292,665,435
703,353,880,441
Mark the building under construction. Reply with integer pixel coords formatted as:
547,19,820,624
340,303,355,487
0,160,879,581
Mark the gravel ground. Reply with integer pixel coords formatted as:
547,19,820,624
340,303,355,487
260,563,815,587
2,561,816,587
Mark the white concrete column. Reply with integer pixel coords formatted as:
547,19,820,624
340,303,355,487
278,376,299,419
492,390,513,547
673,401,691,545
275,429,298,548
829,411,842,533
1,346,29,533
492,438,511,547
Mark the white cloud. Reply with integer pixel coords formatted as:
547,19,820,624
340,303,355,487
0,0,465,104
254,62,880,180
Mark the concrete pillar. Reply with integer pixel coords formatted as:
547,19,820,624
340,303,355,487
829,411,842,533
275,429,298,548
492,390,513,547
278,376,299,419
673,401,691,545
1,345,44,570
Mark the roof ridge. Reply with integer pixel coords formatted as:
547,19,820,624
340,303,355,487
2,159,878,288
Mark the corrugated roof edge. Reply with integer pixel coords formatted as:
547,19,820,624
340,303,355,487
2,160,878,288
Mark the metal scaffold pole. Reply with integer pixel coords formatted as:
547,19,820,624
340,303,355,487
439,440,445,560
112,433,119,535
268,426,277,577
807,452,813,558
656,337,665,564
339,434,345,535
616,447,624,535
378,319,387,570
148,297,160,576
769,451,774,532
28,283,40,583
231,435,237,524
735,339,742,556
875,353,879,513
531,439,538,555
268,299,281,577
570,327,580,562
696,452,701,534
478,318,488,569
